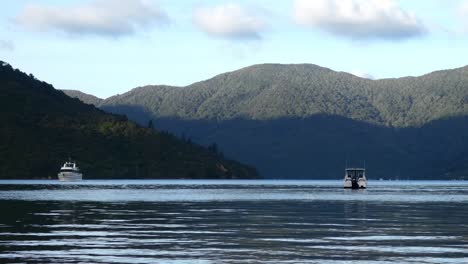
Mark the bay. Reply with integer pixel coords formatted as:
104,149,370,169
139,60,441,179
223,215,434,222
0,180,467,263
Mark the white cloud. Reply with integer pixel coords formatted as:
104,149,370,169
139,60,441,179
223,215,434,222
193,3,266,40
293,0,426,40
0,40,14,51
16,0,168,38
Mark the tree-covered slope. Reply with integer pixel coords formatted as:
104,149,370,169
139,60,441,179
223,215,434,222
0,61,258,179
61,89,103,106
80,64,468,127
370,67,468,127
64,64,468,179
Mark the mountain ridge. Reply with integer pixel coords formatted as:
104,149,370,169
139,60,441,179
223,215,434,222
62,89,104,106
67,63,468,100
69,63,468,127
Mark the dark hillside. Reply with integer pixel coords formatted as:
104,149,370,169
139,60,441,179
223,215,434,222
0,61,258,179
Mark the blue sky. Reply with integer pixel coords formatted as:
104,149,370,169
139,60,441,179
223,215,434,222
1,0,468,98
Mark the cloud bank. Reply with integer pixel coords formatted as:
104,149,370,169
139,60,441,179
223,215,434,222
193,3,266,40
16,0,168,37
293,0,426,40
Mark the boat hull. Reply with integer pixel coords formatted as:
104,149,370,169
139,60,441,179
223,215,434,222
343,179,367,189
58,172,83,181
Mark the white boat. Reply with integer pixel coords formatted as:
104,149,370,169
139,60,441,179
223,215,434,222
343,168,367,189
58,160,83,181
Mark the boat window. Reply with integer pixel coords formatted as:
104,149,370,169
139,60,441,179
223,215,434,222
346,170,365,179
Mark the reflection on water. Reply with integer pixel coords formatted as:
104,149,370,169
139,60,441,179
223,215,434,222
0,180,467,263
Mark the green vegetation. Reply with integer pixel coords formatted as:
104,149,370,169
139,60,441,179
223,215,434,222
64,64,468,180
0,61,258,179
71,64,468,127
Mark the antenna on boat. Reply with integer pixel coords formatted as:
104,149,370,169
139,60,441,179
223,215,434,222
345,152,349,168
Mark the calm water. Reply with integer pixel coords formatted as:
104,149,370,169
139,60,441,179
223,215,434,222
0,180,467,263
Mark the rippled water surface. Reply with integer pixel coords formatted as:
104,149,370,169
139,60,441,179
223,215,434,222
0,180,467,263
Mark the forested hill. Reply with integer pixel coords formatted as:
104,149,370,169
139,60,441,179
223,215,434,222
64,64,468,180
0,61,258,179
74,64,468,128
62,89,103,106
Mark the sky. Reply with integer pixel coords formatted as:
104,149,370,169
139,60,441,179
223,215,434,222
1,0,468,98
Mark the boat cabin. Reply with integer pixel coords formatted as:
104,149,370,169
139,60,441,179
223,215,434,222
60,161,80,172
345,168,365,180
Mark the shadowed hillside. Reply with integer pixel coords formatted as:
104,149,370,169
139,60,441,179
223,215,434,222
0,61,258,179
